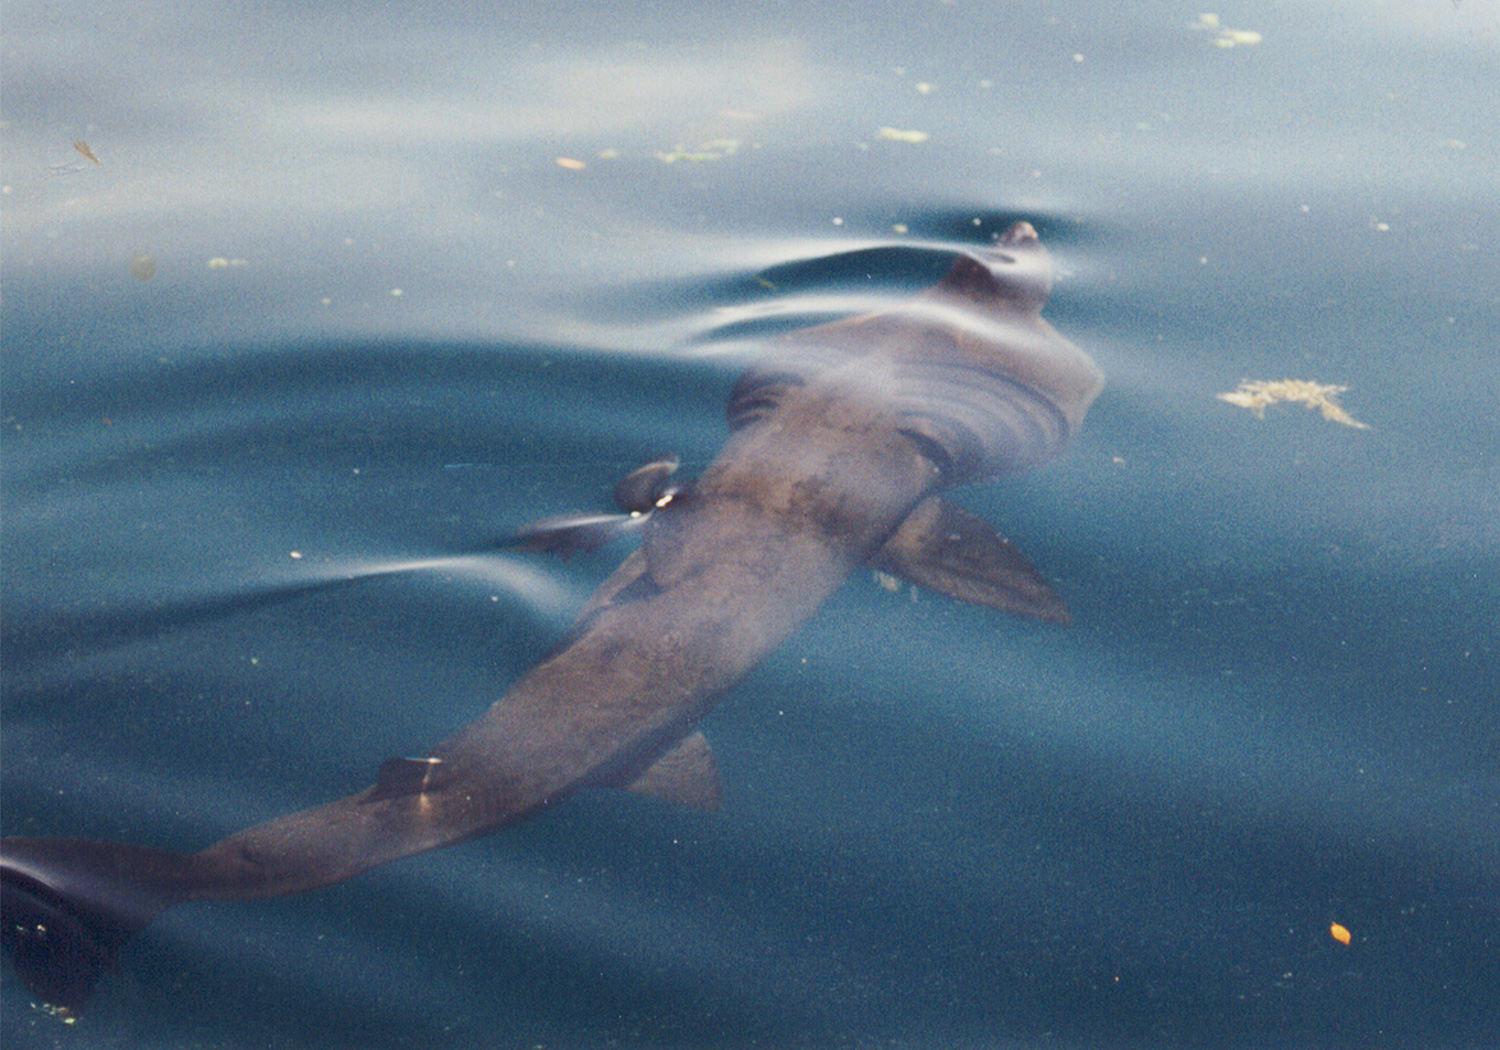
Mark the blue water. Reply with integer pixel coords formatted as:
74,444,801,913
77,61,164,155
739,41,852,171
3,1,1497,1047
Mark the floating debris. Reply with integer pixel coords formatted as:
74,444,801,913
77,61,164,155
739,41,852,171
39,1002,77,1024
877,127,929,143
49,140,102,176
1188,13,1263,47
128,253,157,282
556,156,587,170
206,256,249,269
1217,379,1369,429
1330,922,1352,945
657,139,739,164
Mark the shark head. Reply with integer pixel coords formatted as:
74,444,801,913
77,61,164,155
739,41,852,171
934,220,1055,314
896,221,1104,481
735,222,1105,485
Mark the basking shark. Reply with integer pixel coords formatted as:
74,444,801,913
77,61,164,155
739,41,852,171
0,222,1103,1016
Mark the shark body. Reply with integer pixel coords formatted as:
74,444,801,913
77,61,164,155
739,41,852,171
0,222,1103,1015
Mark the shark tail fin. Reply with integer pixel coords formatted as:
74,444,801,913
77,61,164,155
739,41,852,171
872,496,1072,624
1,836,194,1017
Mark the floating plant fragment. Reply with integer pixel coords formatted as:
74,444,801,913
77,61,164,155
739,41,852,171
876,127,929,143
657,139,739,163
1217,379,1369,429
1188,13,1264,48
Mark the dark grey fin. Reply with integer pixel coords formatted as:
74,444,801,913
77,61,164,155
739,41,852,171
613,454,680,513
871,496,1071,624
1,836,194,1016
498,458,683,557
506,512,647,556
621,731,723,812
365,757,446,803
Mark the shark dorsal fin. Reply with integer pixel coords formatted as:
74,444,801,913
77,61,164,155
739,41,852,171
613,454,680,513
622,730,723,812
871,496,1070,624
501,455,683,557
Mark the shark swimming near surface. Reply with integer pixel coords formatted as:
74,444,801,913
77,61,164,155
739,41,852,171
0,221,1104,1017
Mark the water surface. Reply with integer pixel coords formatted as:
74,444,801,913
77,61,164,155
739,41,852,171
3,1,1497,1047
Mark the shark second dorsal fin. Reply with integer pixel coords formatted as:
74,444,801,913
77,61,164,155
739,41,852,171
365,757,446,803
621,731,723,812
872,496,1071,624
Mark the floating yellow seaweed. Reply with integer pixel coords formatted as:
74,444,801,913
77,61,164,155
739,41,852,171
128,253,157,282
876,127,928,143
1217,379,1369,429
1330,922,1352,945
1188,13,1263,47
657,139,739,164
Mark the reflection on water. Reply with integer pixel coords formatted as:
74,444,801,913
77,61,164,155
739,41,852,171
3,0,1497,1047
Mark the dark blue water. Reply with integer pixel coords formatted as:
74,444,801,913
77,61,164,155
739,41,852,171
4,1,1497,1047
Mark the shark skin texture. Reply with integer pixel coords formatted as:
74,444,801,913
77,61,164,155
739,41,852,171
0,221,1104,1016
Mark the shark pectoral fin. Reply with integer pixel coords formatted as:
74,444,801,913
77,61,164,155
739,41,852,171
365,756,446,803
1,836,194,1016
622,731,724,812
873,496,1072,625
